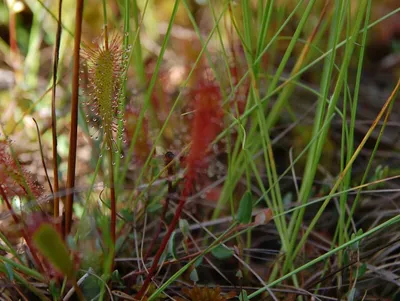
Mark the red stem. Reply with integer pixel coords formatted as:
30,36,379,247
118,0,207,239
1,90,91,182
65,0,84,236
135,173,193,299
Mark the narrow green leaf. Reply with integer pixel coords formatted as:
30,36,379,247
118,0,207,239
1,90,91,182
168,231,178,260
356,263,367,278
32,223,74,278
237,191,253,224
343,250,349,266
4,262,14,281
350,232,360,251
347,288,356,301
49,280,61,299
194,256,203,268
211,245,233,260
112,270,123,285
239,290,249,301
189,268,199,283
179,219,190,238
147,203,163,213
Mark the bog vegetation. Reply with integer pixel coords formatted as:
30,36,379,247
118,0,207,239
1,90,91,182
0,0,400,300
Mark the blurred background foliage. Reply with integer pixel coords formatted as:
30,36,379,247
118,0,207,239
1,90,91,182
0,0,400,299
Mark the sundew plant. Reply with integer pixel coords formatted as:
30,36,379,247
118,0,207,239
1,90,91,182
0,0,400,300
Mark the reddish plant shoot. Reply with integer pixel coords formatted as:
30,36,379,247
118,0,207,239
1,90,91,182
136,67,225,299
0,143,43,199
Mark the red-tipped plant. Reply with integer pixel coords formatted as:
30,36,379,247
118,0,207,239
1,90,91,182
136,70,224,299
0,143,45,272
0,143,43,199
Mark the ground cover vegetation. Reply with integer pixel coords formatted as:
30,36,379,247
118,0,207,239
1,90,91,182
0,0,400,300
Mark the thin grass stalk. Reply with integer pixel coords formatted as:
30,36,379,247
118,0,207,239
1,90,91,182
65,0,84,236
101,0,117,249
121,0,182,202
344,90,393,233
24,1,43,89
114,0,133,182
131,0,146,83
267,0,330,128
0,232,23,264
102,0,109,50
343,0,372,233
337,0,366,280
51,0,63,218
7,0,21,72
213,8,400,147
283,0,348,273
33,118,53,194
108,139,116,245
116,0,152,189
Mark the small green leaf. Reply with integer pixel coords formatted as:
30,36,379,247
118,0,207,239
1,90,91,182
168,231,178,260
147,203,163,213
189,268,199,283
159,245,168,265
347,288,357,301
239,290,249,301
211,245,233,260
32,223,74,278
282,192,293,206
236,269,243,279
343,250,349,265
49,280,61,299
120,208,135,221
350,230,363,251
237,191,253,224
194,256,203,267
356,263,367,278
112,270,123,284
4,262,14,281
179,219,190,237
